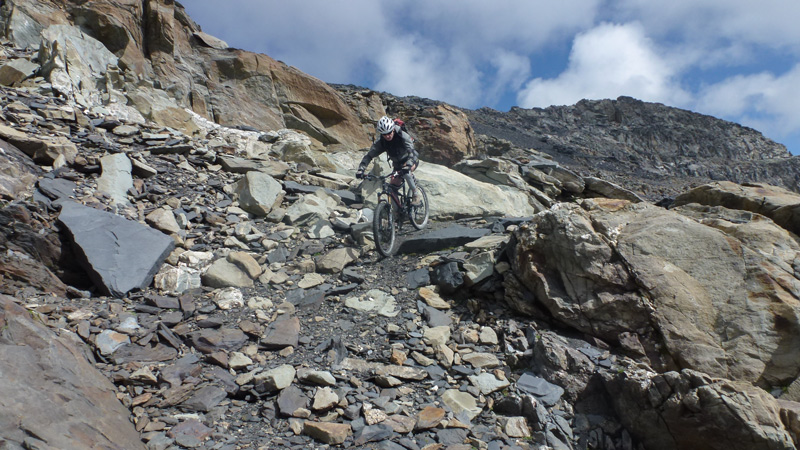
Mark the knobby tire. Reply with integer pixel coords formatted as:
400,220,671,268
410,185,429,230
373,201,396,257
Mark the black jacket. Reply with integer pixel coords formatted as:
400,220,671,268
358,125,418,172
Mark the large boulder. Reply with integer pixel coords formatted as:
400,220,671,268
233,171,284,217
359,162,539,220
508,196,800,389
57,201,175,297
0,295,146,449
602,366,795,450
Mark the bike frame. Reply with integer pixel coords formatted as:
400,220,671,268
385,173,407,209
373,171,412,212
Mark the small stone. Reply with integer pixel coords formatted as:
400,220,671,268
418,286,451,309
364,405,389,425
298,272,325,289
131,393,152,407
411,351,436,366
390,348,407,365
228,352,253,370
468,372,511,395
442,389,482,421
289,418,304,435
461,352,500,369
130,366,158,384
312,387,339,411
504,416,531,438
415,406,446,430
516,373,564,407
353,424,394,446
212,287,244,310
374,375,403,388
303,421,352,445
297,368,337,386
376,365,428,381
461,329,480,344
247,296,273,310
146,207,181,234
423,326,451,347
181,385,227,412
95,330,130,355
261,316,300,349
479,327,498,345
434,344,454,368
384,414,417,433
254,364,296,393
278,385,309,417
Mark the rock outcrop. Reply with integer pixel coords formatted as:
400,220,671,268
603,367,795,450
508,198,800,391
673,181,800,236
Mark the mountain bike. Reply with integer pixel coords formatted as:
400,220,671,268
361,170,429,257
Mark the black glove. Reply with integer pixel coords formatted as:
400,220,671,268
355,170,364,179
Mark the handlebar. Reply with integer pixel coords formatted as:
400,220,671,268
358,169,409,181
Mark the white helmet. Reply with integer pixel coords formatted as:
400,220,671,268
376,116,395,135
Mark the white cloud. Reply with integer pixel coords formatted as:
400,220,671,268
373,38,482,107
395,0,601,50
486,51,532,103
695,64,800,138
613,0,800,55
376,0,601,106
517,22,691,108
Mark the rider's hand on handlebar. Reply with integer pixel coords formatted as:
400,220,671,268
356,170,364,179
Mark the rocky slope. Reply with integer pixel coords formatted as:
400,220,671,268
364,93,800,203
465,97,800,201
3,2,800,450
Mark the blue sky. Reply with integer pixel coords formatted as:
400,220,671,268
182,0,800,155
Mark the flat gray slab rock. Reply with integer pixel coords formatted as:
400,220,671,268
516,373,565,407
57,201,175,297
397,226,490,255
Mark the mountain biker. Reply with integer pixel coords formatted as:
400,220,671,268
356,116,421,205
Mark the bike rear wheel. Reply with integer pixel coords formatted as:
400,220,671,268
410,185,429,230
373,201,396,256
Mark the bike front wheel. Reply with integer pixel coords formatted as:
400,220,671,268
373,201,396,256
410,185,429,230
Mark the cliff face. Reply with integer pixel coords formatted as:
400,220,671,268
0,0,372,150
465,96,800,200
